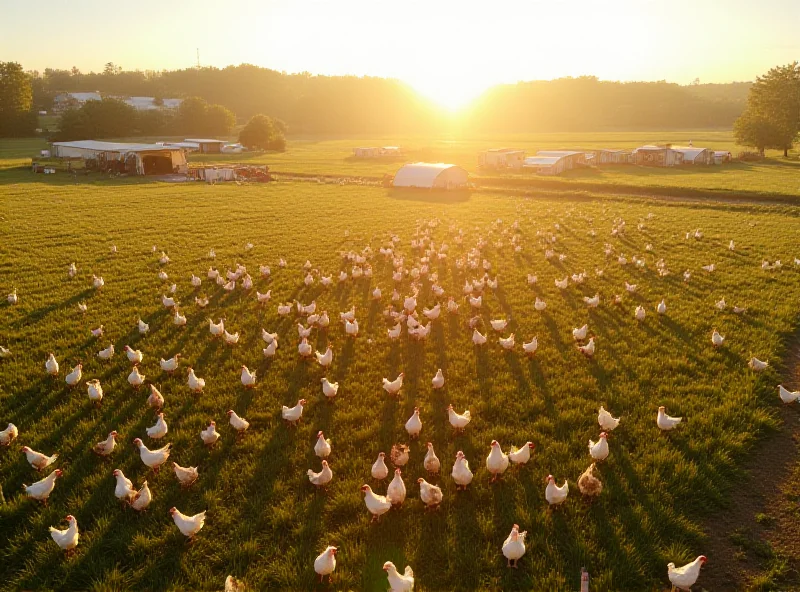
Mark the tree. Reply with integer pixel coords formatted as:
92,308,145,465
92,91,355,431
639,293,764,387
55,98,137,141
136,109,173,136
0,61,36,137
239,114,286,151
734,108,783,156
740,62,800,157
205,104,235,134
175,96,209,134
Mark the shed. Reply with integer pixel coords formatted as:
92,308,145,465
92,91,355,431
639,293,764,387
392,163,468,189
354,147,381,158
535,151,586,170
523,156,565,176
632,145,684,167
479,148,525,170
672,146,713,165
590,149,632,165
51,140,187,175
184,139,227,154
713,151,732,165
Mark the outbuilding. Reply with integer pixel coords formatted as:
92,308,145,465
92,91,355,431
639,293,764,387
523,156,565,175
713,151,732,165
353,147,381,158
535,151,586,170
672,146,713,165
184,139,227,154
632,145,684,167
392,163,468,189
589,149,632,165
51,140,188,175
479,148,525,170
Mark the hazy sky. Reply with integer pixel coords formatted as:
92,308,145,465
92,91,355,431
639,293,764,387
2,0,798,107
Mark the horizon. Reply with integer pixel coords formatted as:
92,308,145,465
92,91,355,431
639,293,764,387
3,0,799,108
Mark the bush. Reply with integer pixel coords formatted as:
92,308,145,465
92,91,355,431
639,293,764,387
239,114,286,151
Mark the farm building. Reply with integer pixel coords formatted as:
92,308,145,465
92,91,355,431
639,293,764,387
353,146,402,158
392,163,468,189
52,92,101,113
184,139,227,154
714,151,732,164
51,140,188,175
632,145,684,167
120,97,183,111
588,149,632,165
479,148,525,170
535,151,586,170
672,146,713,165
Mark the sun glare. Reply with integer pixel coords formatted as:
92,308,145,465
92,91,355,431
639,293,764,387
408,74,490,111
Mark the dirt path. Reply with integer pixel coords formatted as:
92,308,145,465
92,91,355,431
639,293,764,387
701,339,800,591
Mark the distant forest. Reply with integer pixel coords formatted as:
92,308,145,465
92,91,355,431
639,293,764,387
29,64,751,134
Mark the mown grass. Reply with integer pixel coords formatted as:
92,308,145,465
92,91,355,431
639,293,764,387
1,171,800,591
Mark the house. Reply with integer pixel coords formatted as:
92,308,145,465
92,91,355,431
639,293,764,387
588,149,632,165
51,140,188,175
120,97,183,111
713,151,732,165
632,145,684,167
672,146,713,165
392,163,469,189
52,92,101,113
522,156,566,176
184,139,227,154
535,151,586,170
479,148,525,170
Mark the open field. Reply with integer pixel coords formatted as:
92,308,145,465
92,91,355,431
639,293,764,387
4,132,800,199
1,171,800,590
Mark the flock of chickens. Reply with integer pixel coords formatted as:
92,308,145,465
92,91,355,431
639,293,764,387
2,216,800,592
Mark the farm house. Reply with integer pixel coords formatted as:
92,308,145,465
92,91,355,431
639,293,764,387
478,148,525,170
51,140,188,175
392,163,469,189
535,151,586,170
672,146,713,165
632,145,684,167
184,139,227,154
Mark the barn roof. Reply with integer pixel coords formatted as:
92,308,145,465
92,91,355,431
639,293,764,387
536,150,584,157
393,162,466,187
672,146,709,159
51,140,184,153
523,156,560,166
184,138,227,144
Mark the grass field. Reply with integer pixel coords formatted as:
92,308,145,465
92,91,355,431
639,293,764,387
1,170,800,591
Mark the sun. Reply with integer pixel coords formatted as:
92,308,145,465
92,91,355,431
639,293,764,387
407,74,489,111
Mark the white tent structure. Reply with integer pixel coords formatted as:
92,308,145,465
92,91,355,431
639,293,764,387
392,163,468,189
51,140,188,175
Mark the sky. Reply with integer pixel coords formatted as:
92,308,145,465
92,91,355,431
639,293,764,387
2,0,799,108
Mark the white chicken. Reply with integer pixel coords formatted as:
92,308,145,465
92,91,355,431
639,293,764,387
146,412,168,439
321,377,339,398
201,421,220,446
584,294,600,308
431,368,444,389
187,367,205,393
281,399,306,426
24,469,62,502
223,330,240,345
124,346,143,364
490,319,508,332
404,408,422,439
128,366,145,389
711,329,725,347
657,300,667,314
534,297,547,311
86,379,103,405
451,451,473,490
383,562,414,592
361,484,391,522
172,462,199,488
383,373,404,395
668,556,707,591
499,334,515,350
472,329,487,345
657,406,682,431
486,440,509,483
598,406,620,431
298,337,313,357
572,324,589,341
588,432,610,461
417,478,443,509
113,469,135,502
386,468,406,506
65,363,82,387
578,337,596,357
545,475,569,507
314,431,332,458
170,507,206,539
749,357,769,371
240,365,256,388
130,480,152,511
227,410,250,436
423,442,440,475
133,438,170,471
46,353,59,376
160,354,180,373
372,452,389,480
307,460,333,489
508,442,535,466
502,524,527,568
49,515,79,554
93,430,117,456
0,422,19,446
314,546,338,584
147,384,164,411
315,346,333,367
779,384,800,404
447,405,471,433
137,318,149,334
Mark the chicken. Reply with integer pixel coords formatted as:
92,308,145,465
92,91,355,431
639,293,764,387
187,368,205,393
534,297,547,311
0,345,10,358
451,450,474,491
314,431,332,458
223,330,240,346
0,422,19,446
417,478,443,509
490,319,508,332
657,406,682,431
209,318,225,337
263,340,278,357
668,556,707,591
404,408,422,439
91,325,105,338
508,442,535,466
423,442,440,475
124,346,144,364
657,300,667,314
555,277,568,290
390,444,409,467
281,399,306,426
387,323,402,340
173,463,199,488
598,406,620,431
133,438,170,471
502,524,527,568
711,329,725,347
146,384,164,411
584,294,600,308
146,413,168,439
361,485,392,522
45,353,59,376
65,363,82,387
195,296,209,308
314,546,338,583
298,337,313,357
588,432,609,461
130,480,152,511
578,337,596,357
92,275,104,289
431,368,445,389
170,507,206,539
383,373,404,396
319,377,339,399
422,304,440,320
499,333,515,350
572,324,589,341
749,357,769,371
93,430,117,456
160,354,180,373
545,475,569,506
240,365,256,388
635,306,646,321
24,469,63,502
383,562,414,591
715,297,726,311
307,460,333,488
371,452,390,480
113,468,135,502
778,384,800,404
472,329,487,345
21,446,58,470
128,366,145,389
86,379,103,405
447,405,471,432
228,410,250,435
386,468,407,505
201,421,220,446
49,515,79,554
578,463,603,497
486,440,510,482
